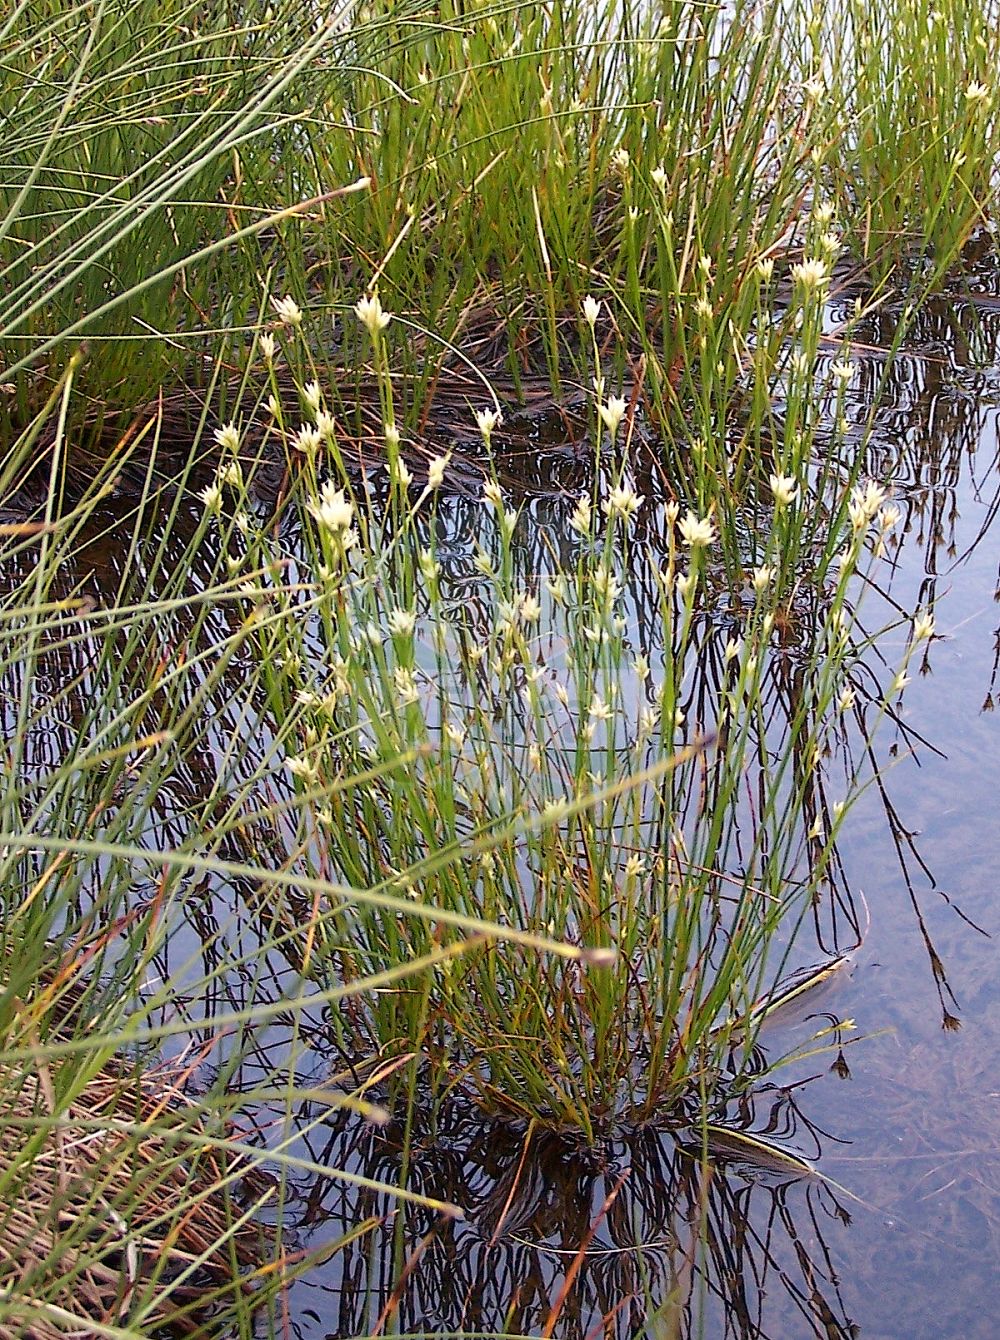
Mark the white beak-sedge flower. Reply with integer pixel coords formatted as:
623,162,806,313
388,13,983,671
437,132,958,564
791,257,827,289
355,292,391,335
519,592,542,623
387,608,416,638
678,510,716,548
426,454,450,489
569,495,592,534
307,481,354,534
769,472,798,506
603,484,644,523
475,407,502,444
294,425,322,456
213,422,241,454
598,395,627,438
848,479,887,530
582,295,601,327
912,610,935,641
272,294,303,327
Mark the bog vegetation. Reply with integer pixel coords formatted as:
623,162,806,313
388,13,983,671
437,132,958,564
0,0,996,1333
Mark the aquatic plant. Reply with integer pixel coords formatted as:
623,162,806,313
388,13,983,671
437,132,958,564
0,0,993,1333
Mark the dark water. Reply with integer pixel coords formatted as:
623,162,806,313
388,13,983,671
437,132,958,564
4,280,1000,1339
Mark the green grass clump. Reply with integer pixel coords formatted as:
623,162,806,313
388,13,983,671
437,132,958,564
4,0,1000,451
167,315,927,1139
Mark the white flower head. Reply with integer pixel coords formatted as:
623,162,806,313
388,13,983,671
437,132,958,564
294,424,322,456
912,610,935,642
388,456,413,490
286,756,320,786
752,564,775,593
519,592,542,623
307,481,354,534
849,479,887,531
259,332,276,364
475,407,502,446
213,421,241,454
878,502,902,532
603,484,644,524
582,295,601,327
219,460,243,489
791,257,828,289
769,472,798,506
303,381,322,415
427,454,450,490
589,692,613,722
678,510,715,548
598,395,627,438
199,482,222,512
355,292,391,335
393,666,420,706
272,294,303,328
387,608,416,638
569,494,592,535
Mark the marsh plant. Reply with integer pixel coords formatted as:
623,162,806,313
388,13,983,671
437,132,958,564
178,305,931,1140
0,0,986,1331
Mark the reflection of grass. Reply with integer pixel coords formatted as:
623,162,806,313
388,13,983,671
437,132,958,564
294,1087,859,1340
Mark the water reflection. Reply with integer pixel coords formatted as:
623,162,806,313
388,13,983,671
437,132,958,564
275,1081,860,1340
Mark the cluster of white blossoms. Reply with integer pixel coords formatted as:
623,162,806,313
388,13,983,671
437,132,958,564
307,480,357,551
769,472,798,506
848,479,887,531
213,422,241,454
598,395,628,438
272,294,303,328
475,407,502,447
677,510,715,548
791,257,827,289
603,484,644,523
355,292,391,336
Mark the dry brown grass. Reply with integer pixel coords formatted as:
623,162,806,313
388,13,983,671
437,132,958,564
0,1055,269,1339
